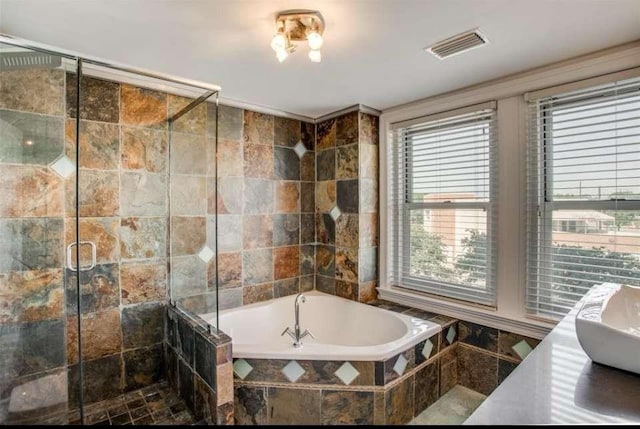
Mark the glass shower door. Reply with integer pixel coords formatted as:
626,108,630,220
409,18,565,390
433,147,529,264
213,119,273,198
0,43,79,425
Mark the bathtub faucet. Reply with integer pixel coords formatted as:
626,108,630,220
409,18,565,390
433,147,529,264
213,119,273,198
281,293,315,348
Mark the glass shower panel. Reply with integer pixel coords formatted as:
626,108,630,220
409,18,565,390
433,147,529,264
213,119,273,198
168,93,219,332
0,43,78,425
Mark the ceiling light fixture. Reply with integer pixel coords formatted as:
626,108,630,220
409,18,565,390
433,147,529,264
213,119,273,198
270,10,325,63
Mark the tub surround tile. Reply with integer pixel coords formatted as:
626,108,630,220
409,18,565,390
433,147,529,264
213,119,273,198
498,331,540,362
360,178,378,213
275,182,299,213
336,144,359,179
65,263,119,314
242,249,273,286
274,117,301,147
439,345,458,396
120,262,166,304
0,269,64,323
170,132,207,175
416,334,440,365
336,111,359,146
359,112,379,146
218,105,243,142
243,282,274,305
300,182,315,213
217,139,243,177
358,281,378,303
359,213,378,247
0,109,64,165
0,319,66,379
65,119,119,170
335,247,358,283
168,95,206,135
315,275,335,295
385,375,414,425
0,165,63,218
358,246,377,283
316,118,336,150
121,171,167,216
243,143,273,179
336,179,359,213
242,215,273,249
64,218,119,265
273,214,299,246
66,74,119,123
301,122,315,150
316,149,335,181
217,215,242,252
169,175,206,216
414,360,440,415
315,180,337,213
321,390,373,425
299,275,314,292
216,176,243,214
170,216,206,256
268,387,321,425
300,245,315,276
66,169,119,217
244,111,274,146
316,213,335,244
244,178,274,214
66,309,121,363
170,255,206,298
359,143,378,180
316,245,335,277
123,344,164,392
235,385,268,425
121,126,168,173
274,278,299,298
300,151,315,182
335,213,359,248
459,321,498,352
274,147,300,180
121,302,164,349
336,280,358,301
219,288,243,310
217,252,242,289
457,344,498,396
497,358,518,385
1,69,65,116
300,213,315,244
120,84,167,129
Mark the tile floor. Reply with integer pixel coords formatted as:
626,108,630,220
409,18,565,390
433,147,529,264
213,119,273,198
68,381,197,425
410,385,486,425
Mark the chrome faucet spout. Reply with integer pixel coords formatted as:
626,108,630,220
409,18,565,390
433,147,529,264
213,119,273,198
280,293,312,348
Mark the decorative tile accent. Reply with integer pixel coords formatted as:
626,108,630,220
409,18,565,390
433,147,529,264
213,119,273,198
293,141,307,158
393,354,408,376
198,246,215,263
334,362,360,385
421,339,434,360
512,340,533,360
233,359,253,380
446,325,457,345
330,205,341,221
281,360,305,383
49,155,75,178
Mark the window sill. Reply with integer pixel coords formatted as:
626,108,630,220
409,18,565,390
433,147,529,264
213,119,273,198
378,286,556,339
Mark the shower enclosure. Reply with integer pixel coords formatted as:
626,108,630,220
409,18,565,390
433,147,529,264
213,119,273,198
0,36,220,425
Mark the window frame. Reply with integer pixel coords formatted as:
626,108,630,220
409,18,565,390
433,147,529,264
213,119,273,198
398,114,497,305
528,89,640,318
379,50,640,338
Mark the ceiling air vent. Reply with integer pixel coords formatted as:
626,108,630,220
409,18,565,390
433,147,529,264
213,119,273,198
426,29,488,60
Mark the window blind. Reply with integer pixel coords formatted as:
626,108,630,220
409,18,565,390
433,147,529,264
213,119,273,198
526,76,640,319
388,103,498,306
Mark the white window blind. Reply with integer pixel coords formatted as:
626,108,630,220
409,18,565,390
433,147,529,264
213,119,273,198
526,76,640,319
388,102,498,306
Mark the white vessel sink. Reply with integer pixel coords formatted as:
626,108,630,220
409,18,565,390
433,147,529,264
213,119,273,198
575,283,640,375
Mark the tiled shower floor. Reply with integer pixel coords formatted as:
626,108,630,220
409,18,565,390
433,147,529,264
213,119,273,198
409,385,486,425
68,382,196,425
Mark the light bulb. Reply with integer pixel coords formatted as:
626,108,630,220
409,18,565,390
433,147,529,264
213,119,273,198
307,31,323,50
276,49,288,63
271,33,286,52
308,49,321,63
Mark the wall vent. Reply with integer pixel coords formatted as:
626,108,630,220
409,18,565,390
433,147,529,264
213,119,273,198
426,29,488,60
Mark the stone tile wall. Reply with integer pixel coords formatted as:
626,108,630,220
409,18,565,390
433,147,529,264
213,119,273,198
214,106,316,309
314,110,379,303
165,307,233,424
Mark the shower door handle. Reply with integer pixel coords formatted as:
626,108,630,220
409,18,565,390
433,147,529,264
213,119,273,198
66,241,97,272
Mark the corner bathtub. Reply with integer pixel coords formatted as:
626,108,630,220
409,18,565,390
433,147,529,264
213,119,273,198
203,291,440,361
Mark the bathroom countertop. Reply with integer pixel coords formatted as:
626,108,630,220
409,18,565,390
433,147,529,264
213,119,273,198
465,304,640,425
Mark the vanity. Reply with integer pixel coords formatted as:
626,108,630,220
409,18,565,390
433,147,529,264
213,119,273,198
465,288,640,425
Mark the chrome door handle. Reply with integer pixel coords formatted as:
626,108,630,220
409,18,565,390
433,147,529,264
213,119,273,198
66,241,97,272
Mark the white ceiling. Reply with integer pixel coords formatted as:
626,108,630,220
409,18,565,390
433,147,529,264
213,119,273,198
1,0,639,118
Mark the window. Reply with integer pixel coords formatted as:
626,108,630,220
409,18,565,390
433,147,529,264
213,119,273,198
388,103,497,306
527,77,640,318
